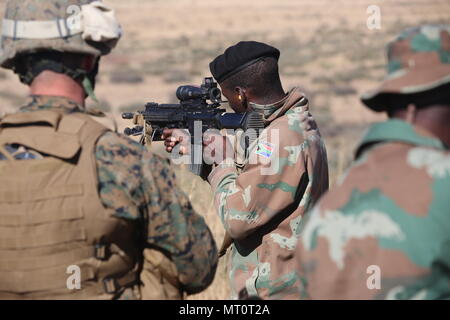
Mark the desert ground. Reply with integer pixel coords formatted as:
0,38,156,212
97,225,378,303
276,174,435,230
0,0,449,299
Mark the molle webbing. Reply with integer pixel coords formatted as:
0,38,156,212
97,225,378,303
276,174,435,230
0,265,96,293
0,110,139,299
0,201,83,227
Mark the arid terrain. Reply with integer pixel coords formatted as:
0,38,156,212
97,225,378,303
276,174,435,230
0,0,449,299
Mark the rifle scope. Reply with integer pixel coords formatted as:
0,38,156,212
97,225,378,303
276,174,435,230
176,85,222,103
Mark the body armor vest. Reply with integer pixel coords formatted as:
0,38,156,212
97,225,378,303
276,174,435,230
0,110,140,299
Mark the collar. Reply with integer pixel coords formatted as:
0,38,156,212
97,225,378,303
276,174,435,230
19,95,85,114
249,92,289,116
355,119,447,159
249,87,307,124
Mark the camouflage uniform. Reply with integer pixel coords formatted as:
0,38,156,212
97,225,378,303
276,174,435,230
208,87,329,299
1,94,218,298
0,0,217,298
295,25,450,299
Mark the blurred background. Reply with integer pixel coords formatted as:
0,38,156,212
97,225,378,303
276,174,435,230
0,0,449,299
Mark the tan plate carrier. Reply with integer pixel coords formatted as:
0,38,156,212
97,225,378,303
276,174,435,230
0,110,140,299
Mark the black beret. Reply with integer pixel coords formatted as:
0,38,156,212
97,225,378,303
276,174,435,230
209,41,280,83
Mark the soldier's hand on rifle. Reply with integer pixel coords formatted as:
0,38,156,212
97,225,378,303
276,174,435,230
162,128,191,154
203,130,234,166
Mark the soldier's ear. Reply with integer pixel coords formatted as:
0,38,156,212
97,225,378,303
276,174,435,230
235,87,248,109
235,86,243,97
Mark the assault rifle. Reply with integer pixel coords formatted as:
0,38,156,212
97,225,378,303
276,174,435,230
122,77,264,176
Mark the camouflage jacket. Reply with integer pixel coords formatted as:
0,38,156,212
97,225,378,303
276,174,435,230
295,119,450,300
9,95,218,297
207,88,329,299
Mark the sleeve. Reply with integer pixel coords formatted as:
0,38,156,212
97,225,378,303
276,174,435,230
95,132,218,294
141,151,218,294
207,124,311,240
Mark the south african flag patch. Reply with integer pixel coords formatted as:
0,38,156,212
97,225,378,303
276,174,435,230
255,141,274,158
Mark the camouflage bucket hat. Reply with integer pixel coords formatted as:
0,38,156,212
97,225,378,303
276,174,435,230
361,24,450,111
0,0,122,69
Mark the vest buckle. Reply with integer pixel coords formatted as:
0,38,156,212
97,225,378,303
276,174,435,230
103,277,118,294
94,244,111,261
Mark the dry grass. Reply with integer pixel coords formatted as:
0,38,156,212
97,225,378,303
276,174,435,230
1,0,450,299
